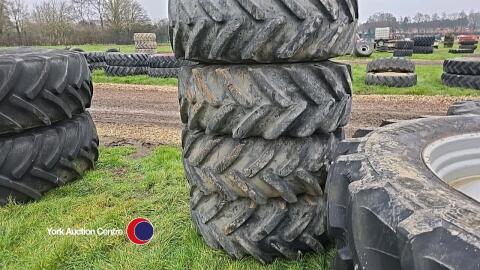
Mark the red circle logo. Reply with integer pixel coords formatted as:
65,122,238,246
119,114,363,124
127,218,154,245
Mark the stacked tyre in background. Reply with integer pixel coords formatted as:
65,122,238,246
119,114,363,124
148,54,194,78
105,53,149,76
444,34,455,48
393,40,414,57
170,0,357,263
442,58,480,90
413,36,435,54
134,33,157,54
366,57,417,87
0,48,99,206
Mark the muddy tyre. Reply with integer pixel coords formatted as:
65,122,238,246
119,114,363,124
367,57,415,73
105,66,148,76
169,0,358,63
448,100,480,116
149,55,194,68
353,42,374,57
0,112,99,206
365,72,417,88
105,53,149,67
413,36,435,46
327,116,480,270
395,40,414,49
444,58,480,76
0,48,93,135
393,49,413,57
148,68,179,78
459,44,477,50
449,48,475,54
179,62,353,139
134,33,156,41
413,46,434,54
442,73,480,90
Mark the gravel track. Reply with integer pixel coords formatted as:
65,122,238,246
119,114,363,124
91,83,472,147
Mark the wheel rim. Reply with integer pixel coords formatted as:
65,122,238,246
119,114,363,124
423,133,480,202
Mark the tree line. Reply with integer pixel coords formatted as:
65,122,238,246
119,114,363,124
0,0,170,46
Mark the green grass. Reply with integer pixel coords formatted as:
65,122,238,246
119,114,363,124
0,146,333,270
92,70,178,86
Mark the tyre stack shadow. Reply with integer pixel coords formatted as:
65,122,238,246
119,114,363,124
169,0,358,264
0,48,99,206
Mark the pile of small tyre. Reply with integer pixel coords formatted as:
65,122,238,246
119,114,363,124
327,102,480,270
450,38,478,54
148,54,194,78
393,40,414,57
170,0,357,264
444,34,455,48
442,58,480,90
366,57,417,87
134,33,157,54
104,53,149,76
0,48,99,206
83,52,107,71
413,36,435,54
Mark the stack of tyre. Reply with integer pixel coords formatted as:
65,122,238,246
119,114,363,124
170,0,357,264
393,40,414,57
148,54,194,78
83,52,107,71
366,57,417,87
450,37,478,54
444,34,455,48
105,53,149,76
413,36,435,54
134,33,157,54
442,58,480,90
0,48,99,206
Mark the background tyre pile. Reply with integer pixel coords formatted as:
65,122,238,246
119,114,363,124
393,40,414,57
0,48,99,206
148,55,194,78
134,33,157,54
442,58,480,90
105,53,149,76
170,0,357,264
365,57,417,87
83,52,107,71
412,36,435,54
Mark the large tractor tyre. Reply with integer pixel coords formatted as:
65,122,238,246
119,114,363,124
413,46,434,54
169,0,358,63
365,72,417,88
449,48,475,54
149,55,194,68
105,53,149,67
69,47,85,52
134,41,157,50
367,57,415,73
459,44,478,50
191,188,328,264
395,40,414,50
83,52,107,64
0,112,99,206
393,49,413,57
448,100,480,116
413,36,435,47
327,116,480,270
444,58,480,76
89,62,106,71
353,42,374,57
148,68,180,78
179,62,353,140
133,33,157,41
442,73,480,90
105,66,148,76
183,129,342,205
136,49,157,55
459,40,478,46
0,48,93,136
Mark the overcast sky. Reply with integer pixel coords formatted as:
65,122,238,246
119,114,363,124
23,0,480,22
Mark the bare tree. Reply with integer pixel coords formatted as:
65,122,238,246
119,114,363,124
104,0,149,42
32,0,75,45
71,0,106,29
7,0,28,44
0,0,7,34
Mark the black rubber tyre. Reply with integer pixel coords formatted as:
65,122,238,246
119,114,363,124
105,53,149,67
365,72,417,88
70,47,85,52
413,46,434,54
89,62,106,71
0,48,93,135
444,58,480,76
185,129,343,263
447,100,480,115
135,41,157,49
136,49,157,55
149,55,194,68
105,66,148,76
393,49,413,57
353,42,374,57
395,40,414,49
179,62,353,140
442,73,480,90
327,116,480,270
106,48,120,53
0,112,99,206
367,57,415,73
459,44,477,50
148,68,179,78
133,33,156,41
413,36,435,46
459,40,478,46
169,0,358,63
449,49,475,54
83,52,106,64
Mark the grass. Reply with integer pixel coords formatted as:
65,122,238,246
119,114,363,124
0,146,333,270
92,70,178,86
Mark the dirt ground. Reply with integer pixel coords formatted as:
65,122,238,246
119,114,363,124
91,83,472,148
